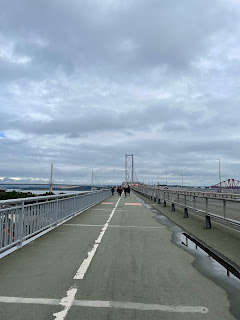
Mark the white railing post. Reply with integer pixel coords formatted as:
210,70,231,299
18,201,25,247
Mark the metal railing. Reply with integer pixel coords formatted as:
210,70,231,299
0,189,111,257
133,186,240,230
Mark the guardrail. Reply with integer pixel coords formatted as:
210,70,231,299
0,189,111,258
133,186,240,230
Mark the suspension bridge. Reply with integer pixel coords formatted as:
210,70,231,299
0,155,239,319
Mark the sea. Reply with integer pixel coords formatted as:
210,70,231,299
6,189,89,195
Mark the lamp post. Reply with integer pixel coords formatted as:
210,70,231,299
181,170,183,189
217,159,222,193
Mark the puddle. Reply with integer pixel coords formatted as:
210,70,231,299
138,198,152,209
136,196,240,319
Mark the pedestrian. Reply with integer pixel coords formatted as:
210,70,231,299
111,187,114,195
127,185,130,197
123,185,127,198
119,186,122,196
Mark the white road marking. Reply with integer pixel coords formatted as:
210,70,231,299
0,296,209,313
63,224,104,227
90,209,126,211
90,209,112,211
73,197,121,280
52,197,122,319
53,287,77,320
63,224,165,229
109,225,165,229
0,296,60,305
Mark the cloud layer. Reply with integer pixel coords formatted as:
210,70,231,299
1,0,240,185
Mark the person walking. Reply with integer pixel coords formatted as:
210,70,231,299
123,185,127,198
118,186,123,196
111,187,114,195
127,185,130,197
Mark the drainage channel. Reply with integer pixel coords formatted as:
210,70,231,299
181,232,240,280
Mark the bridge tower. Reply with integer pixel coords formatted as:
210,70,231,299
125,154,134,183
50,163,53,193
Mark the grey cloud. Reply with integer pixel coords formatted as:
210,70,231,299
1,1,240,185
3,103,201,136
0,0,230,75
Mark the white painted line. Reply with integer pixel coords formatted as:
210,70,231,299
109,225,166,229
0,296,209,314
73,197,121,280
90,209,112,211
52,197,122,318
90,209,126,211
63,224,104,227
109,301,208,313
62,224,165,229
53,287,77,320
74,300,111,308
0,296,60,305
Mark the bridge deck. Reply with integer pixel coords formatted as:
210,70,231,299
0,192,239,319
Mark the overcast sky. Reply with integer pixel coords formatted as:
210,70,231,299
1,0,240,186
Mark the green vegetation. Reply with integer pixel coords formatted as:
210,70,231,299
0,190,55,200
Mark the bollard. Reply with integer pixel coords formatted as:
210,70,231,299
184,207,188,218
171,203,175,211
163,200,166,207
205,215,211,229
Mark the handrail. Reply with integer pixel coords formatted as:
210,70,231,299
0,189,111,258
133,186,240,230
136,185,240,199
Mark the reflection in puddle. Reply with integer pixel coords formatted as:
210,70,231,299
156,211,240,283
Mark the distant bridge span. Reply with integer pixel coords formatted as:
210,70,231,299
211,178,240,189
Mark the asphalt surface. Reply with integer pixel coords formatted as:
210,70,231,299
0,192,239,319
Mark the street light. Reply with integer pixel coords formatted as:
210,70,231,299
217,159,222,193
181,170,183,189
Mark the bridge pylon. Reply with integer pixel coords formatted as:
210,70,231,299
125,154,134,183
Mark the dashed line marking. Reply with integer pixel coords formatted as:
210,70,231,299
52,196,122,319
73,197,121,280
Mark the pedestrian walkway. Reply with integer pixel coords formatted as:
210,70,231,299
0,192,239,319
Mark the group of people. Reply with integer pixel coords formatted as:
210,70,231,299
111,185,131,197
